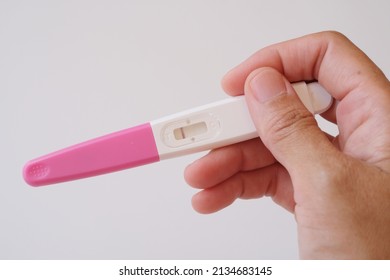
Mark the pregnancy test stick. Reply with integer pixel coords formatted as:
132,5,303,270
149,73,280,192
23,82,332,187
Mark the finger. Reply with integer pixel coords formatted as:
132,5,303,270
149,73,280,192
222,31,387,103
319,99,338,124
192,163,294,214
222,31,390,168
184,138,275,189
244,67,340,197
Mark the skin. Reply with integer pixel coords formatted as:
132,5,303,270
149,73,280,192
184,31,390,259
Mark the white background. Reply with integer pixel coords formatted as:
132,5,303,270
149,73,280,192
1,0,389,259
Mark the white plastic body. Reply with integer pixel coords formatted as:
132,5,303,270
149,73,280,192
150,82,332,160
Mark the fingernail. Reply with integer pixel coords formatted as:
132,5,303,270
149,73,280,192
249,70,288,103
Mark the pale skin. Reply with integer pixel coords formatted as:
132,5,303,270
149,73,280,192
184,31,390,259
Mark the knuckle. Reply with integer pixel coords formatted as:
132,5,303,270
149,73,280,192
319,30,349,42
265,106,316,145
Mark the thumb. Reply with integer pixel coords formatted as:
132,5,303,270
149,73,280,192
245,67,337,176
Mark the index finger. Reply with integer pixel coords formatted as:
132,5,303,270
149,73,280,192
222,31,388,102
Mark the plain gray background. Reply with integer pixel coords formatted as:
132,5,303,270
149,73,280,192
1,0,389,259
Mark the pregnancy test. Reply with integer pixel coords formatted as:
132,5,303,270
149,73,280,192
23,82,332,187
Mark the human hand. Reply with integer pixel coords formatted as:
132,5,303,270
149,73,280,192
184,31,390,259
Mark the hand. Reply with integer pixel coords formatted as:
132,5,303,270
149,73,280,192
184,31,390,259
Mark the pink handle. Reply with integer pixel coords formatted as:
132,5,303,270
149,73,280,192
23,123,159,187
